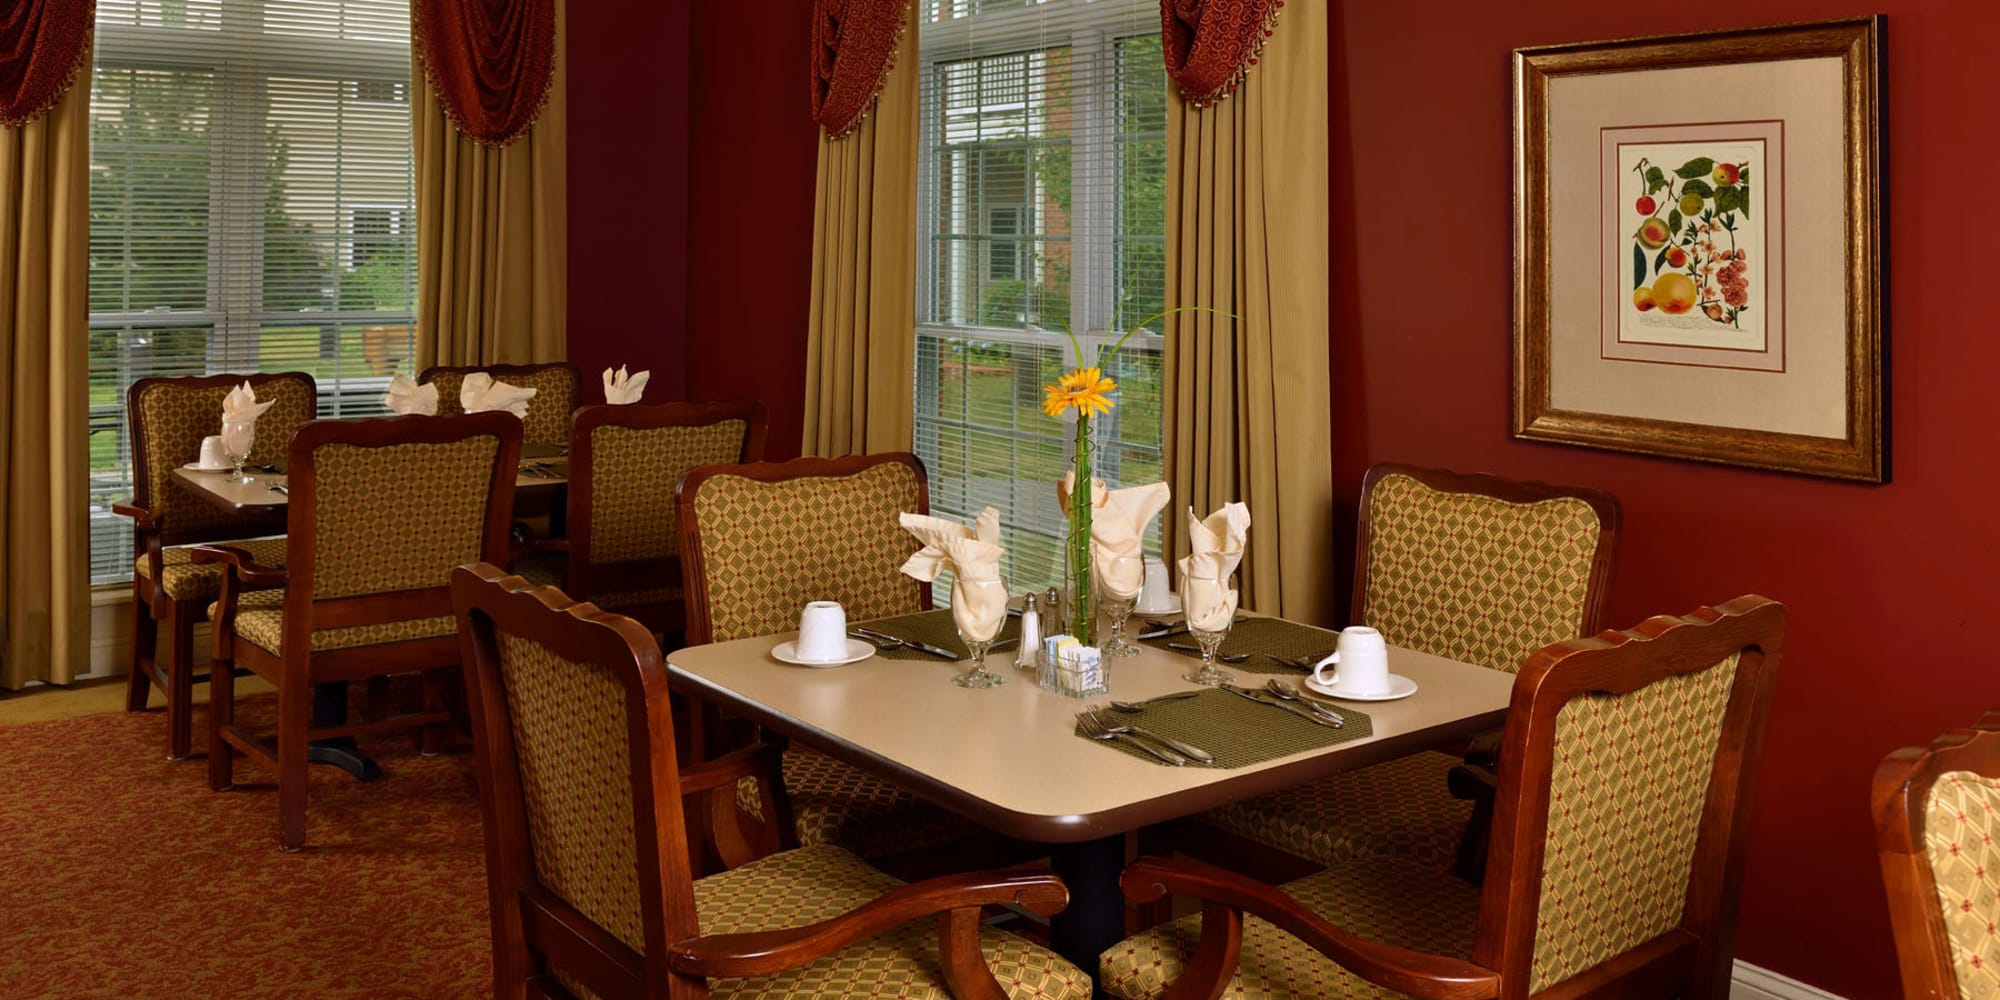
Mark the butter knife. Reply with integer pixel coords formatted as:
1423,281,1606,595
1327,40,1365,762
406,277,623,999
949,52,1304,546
852,626,961,662
1219,684,1344,727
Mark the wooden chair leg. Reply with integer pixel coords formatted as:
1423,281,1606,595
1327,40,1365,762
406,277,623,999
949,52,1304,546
166,599,199,761
278,677,311,852
125,589,158,713
208,639,237,791
364,676,391,723
420,669,449,757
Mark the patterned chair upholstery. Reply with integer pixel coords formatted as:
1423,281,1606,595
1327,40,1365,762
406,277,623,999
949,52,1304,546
517,400,767,635
203,413,522,850
419,362,580,447
1876,711,2000,1000
1200,464,1619,875
450,564,1093,1000
117,371,316,760
678,454,984,862
1106,597,1785,1000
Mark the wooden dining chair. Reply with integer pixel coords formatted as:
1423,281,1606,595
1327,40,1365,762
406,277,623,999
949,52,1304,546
197,412,521,851
1102,595,1785,1000
1875,710,2000,1000
518,399,767,639
114,371,317,760
1189,463,1620,882
419,361,581,447
449,562,1094,1000
677,453,1004,873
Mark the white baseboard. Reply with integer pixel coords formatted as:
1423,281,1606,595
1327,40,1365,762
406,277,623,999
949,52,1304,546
1734,961,1847,1000
86,588,211,682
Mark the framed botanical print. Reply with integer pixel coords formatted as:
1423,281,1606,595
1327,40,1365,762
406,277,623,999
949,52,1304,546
1513,17,1885,482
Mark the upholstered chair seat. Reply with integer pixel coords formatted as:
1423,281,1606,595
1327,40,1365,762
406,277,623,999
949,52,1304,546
116,372,317,760
209,588,457,655
1189,465,1618,877
450,565,1092,998
735,749,983,858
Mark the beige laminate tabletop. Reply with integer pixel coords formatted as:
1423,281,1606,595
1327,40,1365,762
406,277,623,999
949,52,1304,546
667,624,1514,844
172,458,568,514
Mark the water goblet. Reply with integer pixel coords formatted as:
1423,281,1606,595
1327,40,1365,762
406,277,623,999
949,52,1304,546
221,419,256,483
950,576,1008,689
1101,594,1140,657
1182,622,1234,686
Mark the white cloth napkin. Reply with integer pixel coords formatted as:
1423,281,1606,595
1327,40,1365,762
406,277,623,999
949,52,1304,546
1058,474,1169,602
1178,502,1251,632
219,381,275,459
460,372,537,419
898,507,1009,643
602,365,650,405
382,375,439,416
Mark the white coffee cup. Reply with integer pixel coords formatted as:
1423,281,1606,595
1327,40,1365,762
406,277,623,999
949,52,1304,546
1312,626,1391,695
796,601,849,662
198,435,228,468
1140,555,1172,609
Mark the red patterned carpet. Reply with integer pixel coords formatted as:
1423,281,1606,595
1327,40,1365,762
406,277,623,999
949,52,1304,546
0,694,494,999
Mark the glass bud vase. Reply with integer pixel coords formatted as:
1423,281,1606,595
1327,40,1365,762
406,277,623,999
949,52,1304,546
1063,413,1097,646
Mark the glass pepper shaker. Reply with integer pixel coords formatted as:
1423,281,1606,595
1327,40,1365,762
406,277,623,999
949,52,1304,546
1015,593,1042,670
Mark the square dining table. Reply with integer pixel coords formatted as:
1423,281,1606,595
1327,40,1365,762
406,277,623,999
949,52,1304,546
667,620,1514,981
171,442,571,515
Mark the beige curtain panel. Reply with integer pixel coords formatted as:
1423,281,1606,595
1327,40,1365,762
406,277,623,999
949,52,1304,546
802,13,919,458
0,83,91,689
414,0,568,368
1163,1,1335,624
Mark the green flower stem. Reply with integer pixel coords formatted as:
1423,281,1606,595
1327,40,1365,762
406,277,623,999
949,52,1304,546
1070,412,1094,646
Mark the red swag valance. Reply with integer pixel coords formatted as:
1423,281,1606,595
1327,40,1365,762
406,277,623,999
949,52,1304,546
413,0,557,148
811,0,909,140
1161,0,1283,108
1,0,93,129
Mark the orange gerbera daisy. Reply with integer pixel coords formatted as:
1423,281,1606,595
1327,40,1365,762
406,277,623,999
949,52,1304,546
1042,367,1116,418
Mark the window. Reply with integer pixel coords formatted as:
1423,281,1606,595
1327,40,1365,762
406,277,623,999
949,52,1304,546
87,0,419,584
915,0,1168,593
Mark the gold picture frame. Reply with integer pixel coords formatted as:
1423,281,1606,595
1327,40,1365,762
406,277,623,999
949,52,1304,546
1513,17,1884,482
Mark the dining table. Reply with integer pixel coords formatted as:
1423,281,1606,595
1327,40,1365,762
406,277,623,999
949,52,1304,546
666,612,1514,985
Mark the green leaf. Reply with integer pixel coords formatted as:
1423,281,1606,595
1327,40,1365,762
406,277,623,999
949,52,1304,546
1714,185,1741,215
1675,157,1716,179
1668,209,1683,234
1680,178,1714,199
1646,165,1665,189
1654,247,1671,274
1633,243,1646,290
1738,165,1752,182
1738,183,1751,217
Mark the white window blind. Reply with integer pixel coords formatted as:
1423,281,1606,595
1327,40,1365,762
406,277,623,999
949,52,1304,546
915,0,1168,593
87,0,418,584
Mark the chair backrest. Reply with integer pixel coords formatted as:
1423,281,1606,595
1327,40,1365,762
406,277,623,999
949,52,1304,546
282,414,520,637
1474,595,1784,999
1875,711,2000,1000
451,562,704,998
419,362,581,447
565,400,768,602
127,372,317,544
677,453,930,645
1353,463,1620,672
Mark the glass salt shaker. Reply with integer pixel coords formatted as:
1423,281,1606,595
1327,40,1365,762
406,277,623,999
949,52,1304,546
1014,593,1042,670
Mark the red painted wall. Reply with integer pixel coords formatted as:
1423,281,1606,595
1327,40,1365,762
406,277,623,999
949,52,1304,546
566,0,690,399
682,1,819,460
1332,4,1996,997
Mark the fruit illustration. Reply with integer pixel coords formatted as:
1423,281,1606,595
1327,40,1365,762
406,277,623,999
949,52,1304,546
1679,191,1705,216
1666,247,1688,268
1712,162,1740,185
1632,286,1656,312
1635,195,1656,215
1636,217,1672,249
1651,272,1697,315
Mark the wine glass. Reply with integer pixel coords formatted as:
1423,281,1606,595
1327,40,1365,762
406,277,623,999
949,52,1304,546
1098,556,1142,657
1183,621,1234,686
951,576,1008,689
221,419,256,483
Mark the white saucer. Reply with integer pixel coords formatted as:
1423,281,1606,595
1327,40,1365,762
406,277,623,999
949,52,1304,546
771,638,876,668
1133,594,1180,616
182,461,236,472
1304,673,1418,702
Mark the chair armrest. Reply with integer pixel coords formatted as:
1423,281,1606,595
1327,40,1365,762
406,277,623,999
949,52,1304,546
1447,762,1496,802
112,502,160,532
666,866,1069,982
1119,857,1499,1000
679,742,781,797
190,544,289,588
1461,730,1502,771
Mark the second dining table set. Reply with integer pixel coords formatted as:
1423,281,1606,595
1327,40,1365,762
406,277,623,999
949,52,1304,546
116,361,1787,1000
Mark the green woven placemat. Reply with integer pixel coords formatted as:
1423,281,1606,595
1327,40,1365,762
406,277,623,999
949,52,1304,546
854,609,1023,662
1072,688,1372,768
1136,617,1341,674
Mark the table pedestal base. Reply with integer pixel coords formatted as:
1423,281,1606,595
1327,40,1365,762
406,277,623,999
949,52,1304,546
1049,835,1124,993
310,682,381,781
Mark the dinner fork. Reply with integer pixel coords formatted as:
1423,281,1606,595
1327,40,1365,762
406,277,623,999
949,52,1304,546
1083,708,1214,763
1077,712,1186,765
